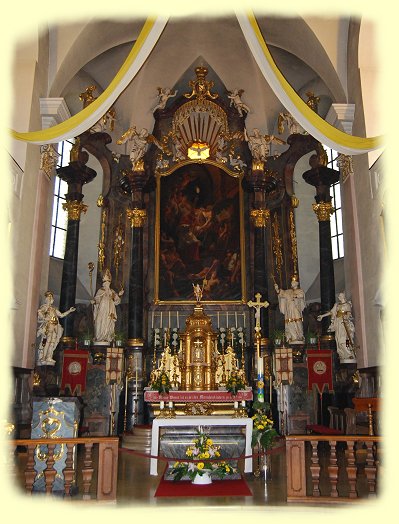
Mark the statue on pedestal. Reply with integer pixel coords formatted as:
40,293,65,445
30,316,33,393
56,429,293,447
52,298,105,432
317,292,357,361
37,291,75,365
274,277,305,344
92,269,124,343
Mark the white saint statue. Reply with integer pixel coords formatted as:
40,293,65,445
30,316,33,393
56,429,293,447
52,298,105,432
92,269,124,343
37,291,76,365
317,292,357,361
274,277,305,343
244,128,284,161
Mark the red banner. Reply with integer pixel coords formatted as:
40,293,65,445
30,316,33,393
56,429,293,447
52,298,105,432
307,349,334,394
61,349,89,395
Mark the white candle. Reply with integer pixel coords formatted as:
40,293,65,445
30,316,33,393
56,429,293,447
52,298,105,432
235,311,238,328
160,312,163,328
168,311,171,327
234,401,238,409
243,313,246,329
258,355,264,374
151,312,154,329
160,400,164,410
135,356,138,398
168,401,173,409
217,311,220,328
241,400,246,407
177,311,179,329
226,312,229,328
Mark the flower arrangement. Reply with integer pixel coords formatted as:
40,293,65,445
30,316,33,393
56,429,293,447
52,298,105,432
151,370,171,394
171,428,237,481
225,371,246,396
251,401,278,450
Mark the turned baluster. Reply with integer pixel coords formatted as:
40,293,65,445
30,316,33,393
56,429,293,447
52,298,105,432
364,440,377,496
63,443,75,498
328,440,339,497
44,443,57,494
345,440,358,498
82,442,94,500
24,444,36,494
309,440,321,497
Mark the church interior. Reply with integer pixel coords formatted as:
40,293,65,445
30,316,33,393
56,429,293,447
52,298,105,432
5,6,387,510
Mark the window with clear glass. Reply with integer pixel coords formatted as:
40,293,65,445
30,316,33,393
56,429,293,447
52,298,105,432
49,140,74,258
325,147,344,260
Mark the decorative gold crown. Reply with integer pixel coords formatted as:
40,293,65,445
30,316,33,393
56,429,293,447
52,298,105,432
44,291,54,298
103,268,112,282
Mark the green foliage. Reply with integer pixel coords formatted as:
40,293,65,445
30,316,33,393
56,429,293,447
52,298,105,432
251,412,278,449
151,371,171,394
225,371,246,396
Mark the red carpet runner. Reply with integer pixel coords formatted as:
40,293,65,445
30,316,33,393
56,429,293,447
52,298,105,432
155,477,252,498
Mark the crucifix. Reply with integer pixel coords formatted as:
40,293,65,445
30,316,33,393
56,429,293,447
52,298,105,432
247,293,269,404
247,293,269,333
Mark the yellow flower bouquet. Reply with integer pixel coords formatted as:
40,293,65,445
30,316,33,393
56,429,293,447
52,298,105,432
171,427,237,482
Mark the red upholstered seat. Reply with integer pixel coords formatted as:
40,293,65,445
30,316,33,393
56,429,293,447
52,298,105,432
306,424,344,435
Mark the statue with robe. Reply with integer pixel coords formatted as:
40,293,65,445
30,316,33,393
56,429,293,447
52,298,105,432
274,277,305,343
92,269,124,343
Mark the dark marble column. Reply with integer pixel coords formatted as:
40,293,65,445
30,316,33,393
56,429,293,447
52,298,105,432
57,152,96,348
302,154,339,337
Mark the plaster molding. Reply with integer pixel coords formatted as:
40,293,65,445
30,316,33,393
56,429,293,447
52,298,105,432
326,103,355,135
40,98,71,129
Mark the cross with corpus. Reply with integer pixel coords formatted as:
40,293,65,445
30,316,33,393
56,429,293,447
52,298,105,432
247,293,269,332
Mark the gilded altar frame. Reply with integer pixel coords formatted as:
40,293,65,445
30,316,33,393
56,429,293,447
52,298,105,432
154,160,247,305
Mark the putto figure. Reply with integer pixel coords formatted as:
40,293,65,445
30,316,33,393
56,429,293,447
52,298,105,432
152,87,177,113
92,269,124,343
37,291,76,365
227,89,250,117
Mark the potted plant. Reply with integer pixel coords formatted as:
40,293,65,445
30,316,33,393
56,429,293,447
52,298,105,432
306,331,318,345
271,329,285,347
114,331,126,347
171,427,237,484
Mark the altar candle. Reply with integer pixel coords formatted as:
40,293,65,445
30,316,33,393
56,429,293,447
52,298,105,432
241,400,246,407
226,312,229,328
168,311,171,327
169,401,173,409
151,311,154,329
243,313,246,329
235,311,238,328
135,356,138,398
217,311,220,328
177,311,179,329
160,312,163,328
160,400,164,410
234,401,238,409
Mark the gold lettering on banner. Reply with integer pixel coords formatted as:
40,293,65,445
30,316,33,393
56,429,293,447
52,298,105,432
127,208,147,228
62,200,88,221
250,208,270,227
312,201,334,222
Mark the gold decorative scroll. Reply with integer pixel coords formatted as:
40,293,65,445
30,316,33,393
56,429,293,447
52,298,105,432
98,208,107,272
272,212,283,282
113,213,125,283
62,200,88,221
312,201,334,222
250,208,270,227
40,144,59,179
127,208,147,228
337,154,353,183
289,209,298,280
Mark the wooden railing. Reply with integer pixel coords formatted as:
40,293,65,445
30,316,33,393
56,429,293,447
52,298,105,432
286,435,382,503
9,437,119,502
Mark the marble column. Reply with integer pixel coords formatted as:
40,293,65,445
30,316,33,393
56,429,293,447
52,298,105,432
57,147,96,347
302,154,339,337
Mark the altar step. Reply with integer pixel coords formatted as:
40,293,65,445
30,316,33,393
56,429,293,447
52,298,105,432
121,425,152,452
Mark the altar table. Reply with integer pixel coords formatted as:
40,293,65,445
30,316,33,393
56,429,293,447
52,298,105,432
149,416,253,475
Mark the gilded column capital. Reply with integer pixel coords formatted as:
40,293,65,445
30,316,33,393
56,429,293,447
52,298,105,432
312,201,334,222
250,208,270,227
62,200,88,221
127,207,147,228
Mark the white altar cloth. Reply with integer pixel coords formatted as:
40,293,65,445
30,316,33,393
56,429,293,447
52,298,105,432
149,416,253,475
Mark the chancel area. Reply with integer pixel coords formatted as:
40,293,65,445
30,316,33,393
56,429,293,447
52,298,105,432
6,10,384,506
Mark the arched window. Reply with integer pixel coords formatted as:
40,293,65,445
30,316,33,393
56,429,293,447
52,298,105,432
326,147,344,260
49,140,74,258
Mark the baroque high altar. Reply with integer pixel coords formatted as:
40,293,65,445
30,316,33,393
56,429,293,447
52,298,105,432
34,65,354,435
